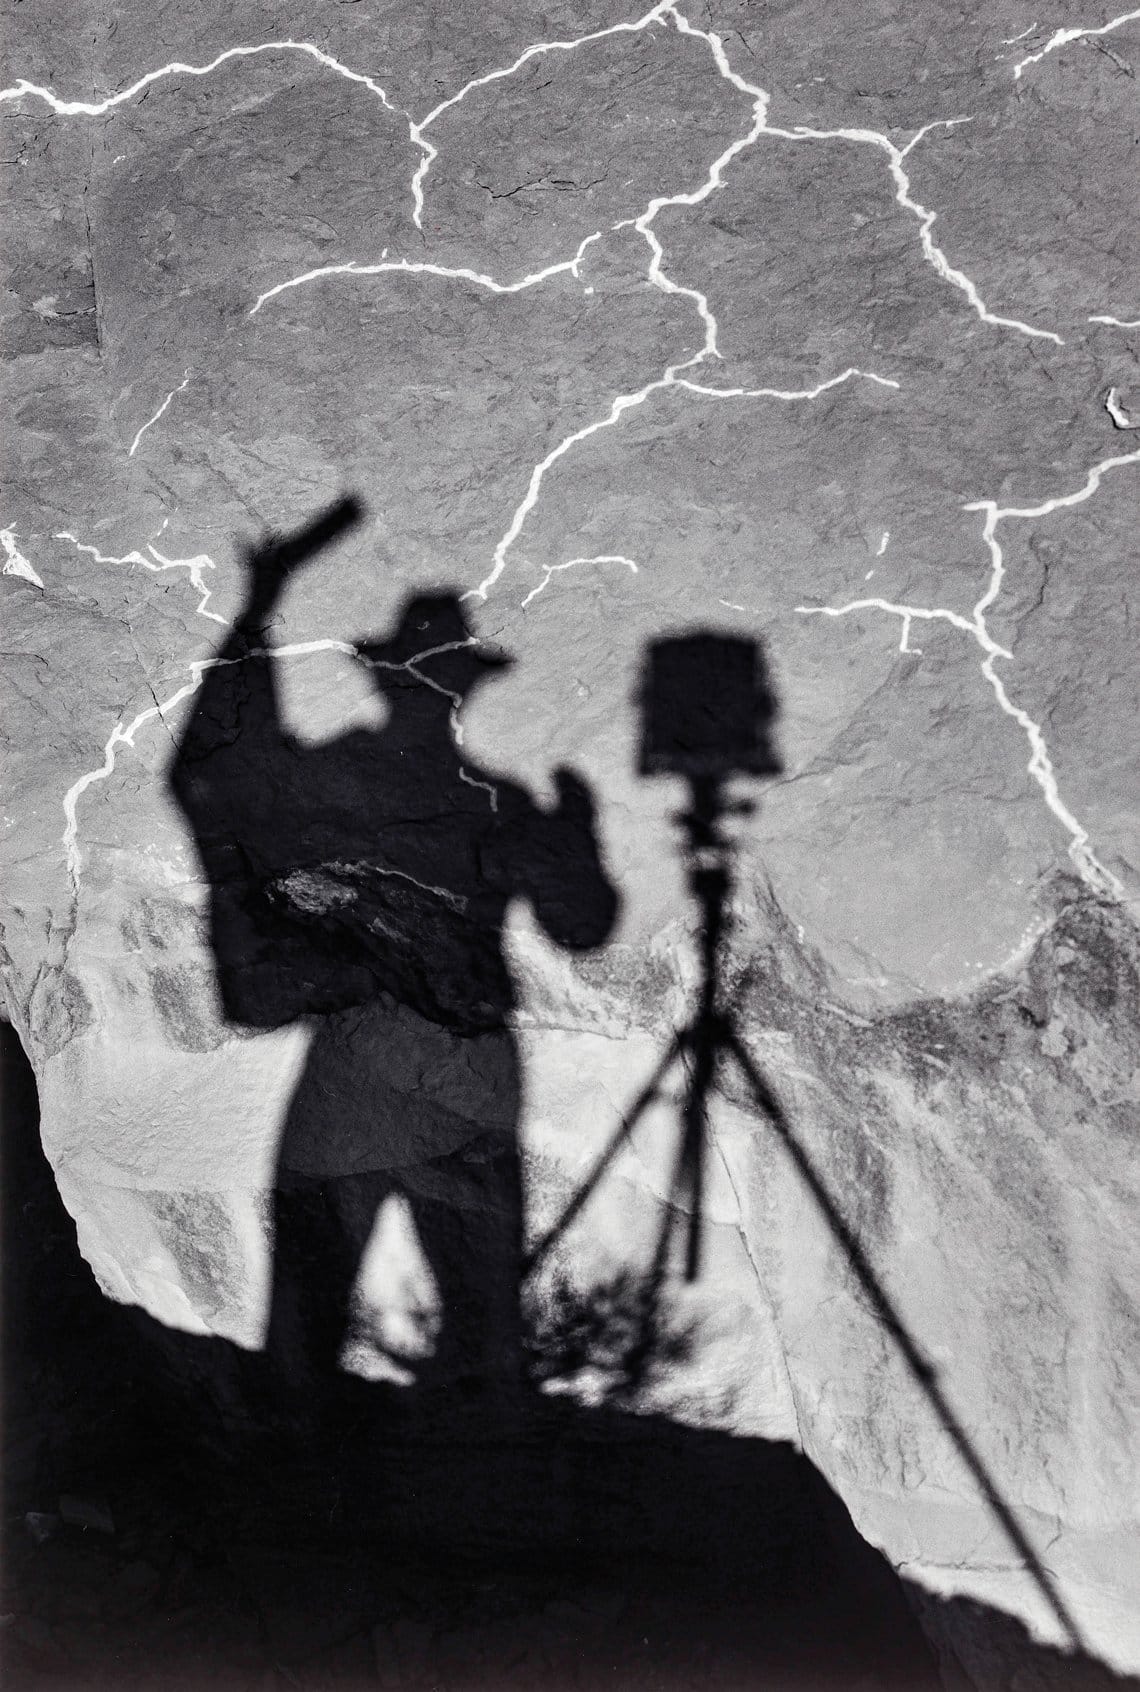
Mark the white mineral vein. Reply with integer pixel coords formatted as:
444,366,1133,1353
760,115,1062,344
797,447,1140,898
1089,314,1140,328
265,12,903,611
468,369,900,603
521,555,640,608
323,860,469,912
0,11,677,229
2,6,1058,344
459,9,1050,599
249,19,1057,349
1106,388,1139,428
248,21,1060,359
54,530,227,625
6,6,1096,885
1012,8,1140,76
128,371,191,457
0,39,428,230
61,638,349,888
796,596,989,652
0,40,405,117
674,371,900,402
407,1,673,228
1000,24,1039,45
250,234,603,315
363,638,501,806
359,637,487,754
2,527,45,588
59,600,501,886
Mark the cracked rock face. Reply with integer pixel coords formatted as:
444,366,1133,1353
2,0,1138,1678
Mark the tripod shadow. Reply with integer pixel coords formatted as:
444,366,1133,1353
524,628,1099,1665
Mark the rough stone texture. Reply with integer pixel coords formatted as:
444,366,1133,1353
2,0,1139,1680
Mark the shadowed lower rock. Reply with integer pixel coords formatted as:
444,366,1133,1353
4,1023,1136,1692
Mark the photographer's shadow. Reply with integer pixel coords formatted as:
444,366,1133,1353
169,499,618,1419
10,496,1118,1687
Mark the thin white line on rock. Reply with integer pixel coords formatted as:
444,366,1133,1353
797,447,1140,897
1012,8,1140,77
128,372,191,457
521,554,640,607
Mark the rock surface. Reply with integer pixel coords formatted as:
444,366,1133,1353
2,0,1139,1680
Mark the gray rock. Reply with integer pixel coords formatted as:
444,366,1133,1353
2,0,1138,1679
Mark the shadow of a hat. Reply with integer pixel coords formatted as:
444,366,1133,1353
356,593,513,689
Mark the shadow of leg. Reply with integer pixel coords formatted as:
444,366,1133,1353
405,1133,524,1412
264,1172,391,1431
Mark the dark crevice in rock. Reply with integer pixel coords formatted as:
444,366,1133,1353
81,199,102,360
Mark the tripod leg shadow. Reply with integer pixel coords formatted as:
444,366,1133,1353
721,1022,1088,1657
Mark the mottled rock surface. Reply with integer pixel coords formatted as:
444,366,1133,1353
2,0,1139,1680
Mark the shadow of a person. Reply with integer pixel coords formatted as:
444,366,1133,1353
169,502,618,1417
